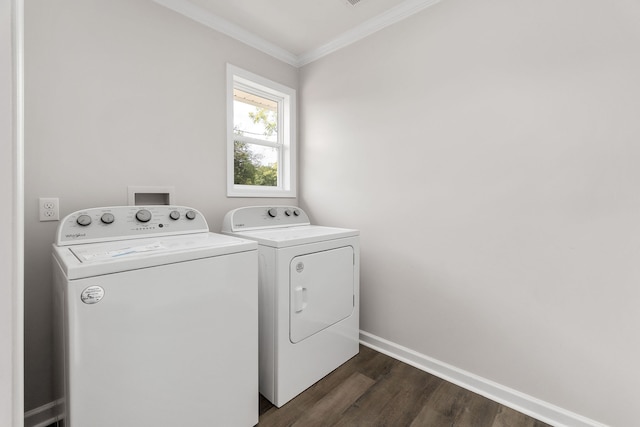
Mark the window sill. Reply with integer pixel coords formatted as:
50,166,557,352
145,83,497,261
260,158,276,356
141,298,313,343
227,186,296,198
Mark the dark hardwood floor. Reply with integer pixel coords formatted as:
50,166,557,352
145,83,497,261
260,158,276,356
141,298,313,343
258,345,551,427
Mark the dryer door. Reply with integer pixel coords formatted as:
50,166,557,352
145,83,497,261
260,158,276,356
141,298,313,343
289,246,355,343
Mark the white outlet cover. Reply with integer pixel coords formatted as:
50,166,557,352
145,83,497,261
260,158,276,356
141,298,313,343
39,197,59,221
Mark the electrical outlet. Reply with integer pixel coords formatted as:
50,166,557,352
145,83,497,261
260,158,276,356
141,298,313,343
39,197,60,221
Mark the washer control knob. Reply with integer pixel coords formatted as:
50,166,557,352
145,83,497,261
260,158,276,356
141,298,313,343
185,210,196,220
268,208,278,218
169,210,180,220
135,209,152,223
76,214,92,226
293,209,300,217
284,209,292,216
100,213,115,224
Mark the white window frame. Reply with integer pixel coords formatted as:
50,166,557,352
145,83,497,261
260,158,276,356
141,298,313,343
226,64,296,198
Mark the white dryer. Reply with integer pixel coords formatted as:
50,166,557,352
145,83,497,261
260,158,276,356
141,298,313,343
52,206,258,426
222,206,360,407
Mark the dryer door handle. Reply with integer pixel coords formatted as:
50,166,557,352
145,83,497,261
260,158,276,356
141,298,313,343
294,286,308,313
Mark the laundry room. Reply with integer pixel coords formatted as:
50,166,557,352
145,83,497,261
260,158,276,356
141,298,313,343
6,0,640,426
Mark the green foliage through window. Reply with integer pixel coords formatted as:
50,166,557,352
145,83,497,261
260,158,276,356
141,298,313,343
234,141,278,186
233,105,278,186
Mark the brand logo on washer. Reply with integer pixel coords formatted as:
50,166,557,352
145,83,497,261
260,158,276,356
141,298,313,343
296,262,304,273
65,233,86,239
81,286,105,304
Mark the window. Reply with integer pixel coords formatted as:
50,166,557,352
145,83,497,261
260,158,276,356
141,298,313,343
227,64,296,197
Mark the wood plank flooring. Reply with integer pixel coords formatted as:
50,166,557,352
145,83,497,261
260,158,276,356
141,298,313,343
258,345,551,427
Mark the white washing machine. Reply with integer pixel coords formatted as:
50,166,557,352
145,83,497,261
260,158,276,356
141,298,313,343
222,206,359,407
52,206,258,427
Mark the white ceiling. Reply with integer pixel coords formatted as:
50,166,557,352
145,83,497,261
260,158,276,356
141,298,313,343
154,0,442,67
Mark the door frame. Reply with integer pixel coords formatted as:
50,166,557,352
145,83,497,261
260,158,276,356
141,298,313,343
1,0,25,425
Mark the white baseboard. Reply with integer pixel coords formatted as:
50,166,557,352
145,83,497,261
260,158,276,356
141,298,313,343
359,330,608,427
24,399,63,427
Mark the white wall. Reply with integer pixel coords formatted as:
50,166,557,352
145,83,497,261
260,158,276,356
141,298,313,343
1,0,23,425
24,0,297,415
300,0,640,425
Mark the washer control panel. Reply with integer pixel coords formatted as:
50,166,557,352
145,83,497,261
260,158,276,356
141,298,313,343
222,206,310,232
56,206,209,246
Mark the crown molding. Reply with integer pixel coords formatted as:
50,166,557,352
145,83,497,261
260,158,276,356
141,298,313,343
153,0,442,68
153,0,299,66
297,0,441,66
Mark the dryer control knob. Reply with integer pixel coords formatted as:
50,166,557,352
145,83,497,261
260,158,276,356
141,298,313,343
169,210,180,220
76,214,92,226
293,209,300,216
284,209,292,216
100,213,115,224
268,208,278,218
135,209,152,223
185,210,196,220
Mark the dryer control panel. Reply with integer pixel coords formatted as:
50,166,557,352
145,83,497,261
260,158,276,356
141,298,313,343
56,206,209,246
222,206,310,232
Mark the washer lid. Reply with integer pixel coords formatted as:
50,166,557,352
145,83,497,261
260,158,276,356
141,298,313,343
227,225,358,248
53,232,257,279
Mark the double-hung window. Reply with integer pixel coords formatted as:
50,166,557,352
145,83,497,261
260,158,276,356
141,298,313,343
227,64,296,197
